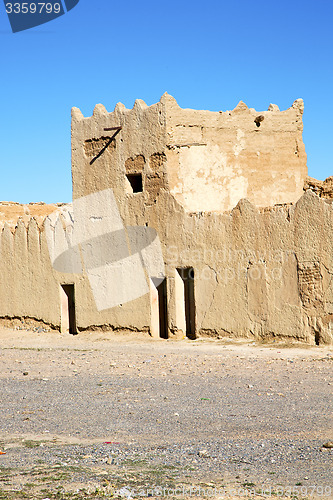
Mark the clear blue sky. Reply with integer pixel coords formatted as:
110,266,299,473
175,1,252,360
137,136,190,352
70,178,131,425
1,0,332,203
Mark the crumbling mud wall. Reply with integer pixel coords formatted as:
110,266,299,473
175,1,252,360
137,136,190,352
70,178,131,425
0,210,151,333
0,190,331,344
0,94,332,344
304,176,333,199
156,190,333,345
164,94,307,212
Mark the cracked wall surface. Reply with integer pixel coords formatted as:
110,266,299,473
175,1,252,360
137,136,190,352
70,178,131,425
0,94,332,344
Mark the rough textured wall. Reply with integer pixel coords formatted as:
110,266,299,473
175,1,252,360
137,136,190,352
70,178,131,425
164,94,307,212
0,209,152,333
1,190,331,344
154,191,333,345
0,94,331,345
0,218,64,327
69,94,330,343
71,97,168,209
304,176,333,199
0,202,66,230
72,93,307,213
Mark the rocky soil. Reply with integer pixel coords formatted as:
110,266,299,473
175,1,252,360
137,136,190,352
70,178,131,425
0,328,332,499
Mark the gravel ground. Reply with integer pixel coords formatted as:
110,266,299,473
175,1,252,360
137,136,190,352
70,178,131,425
0,328,332,499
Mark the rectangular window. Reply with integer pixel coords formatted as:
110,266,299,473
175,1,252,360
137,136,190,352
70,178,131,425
126,173,143,193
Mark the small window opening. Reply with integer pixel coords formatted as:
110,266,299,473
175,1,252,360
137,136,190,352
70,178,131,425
126,173,143,193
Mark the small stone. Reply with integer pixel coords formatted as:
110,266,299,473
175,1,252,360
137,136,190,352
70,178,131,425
23,372,28,376
322,441,333,449
198,449,210,458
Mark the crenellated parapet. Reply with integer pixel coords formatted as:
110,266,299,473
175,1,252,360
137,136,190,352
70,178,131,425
71,93,307,215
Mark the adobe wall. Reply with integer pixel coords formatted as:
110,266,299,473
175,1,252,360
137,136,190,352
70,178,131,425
0,94,331,344
0,212,151,333
71,98,168,206
304,176,333,199
155,191,333,345
0,192,332,344
72,93,307,213
164,94,307,212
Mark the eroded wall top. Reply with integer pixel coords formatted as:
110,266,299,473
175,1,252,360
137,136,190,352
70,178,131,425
163,94,308,212
71,93,308,214
0,202,69,230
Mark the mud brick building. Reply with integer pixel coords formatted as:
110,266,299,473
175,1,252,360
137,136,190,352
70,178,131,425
0,94,332,344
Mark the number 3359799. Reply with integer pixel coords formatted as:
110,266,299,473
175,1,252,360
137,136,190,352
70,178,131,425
5,3,62,14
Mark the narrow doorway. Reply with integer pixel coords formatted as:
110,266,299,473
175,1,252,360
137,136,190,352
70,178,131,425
60,284,77,335
157,279,168,339
150,278,168,339
176,268,196,339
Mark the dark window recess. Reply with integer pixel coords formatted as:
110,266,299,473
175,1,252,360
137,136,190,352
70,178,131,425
126,173,143,193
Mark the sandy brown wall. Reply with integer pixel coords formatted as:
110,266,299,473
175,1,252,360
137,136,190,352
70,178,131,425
0,191,332,344
0,95,331,344
164,95,307,212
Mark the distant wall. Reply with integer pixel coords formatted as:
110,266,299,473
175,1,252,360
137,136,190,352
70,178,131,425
304,176,333,199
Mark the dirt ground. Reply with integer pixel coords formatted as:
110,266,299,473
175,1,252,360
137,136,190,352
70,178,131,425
0,327,332,499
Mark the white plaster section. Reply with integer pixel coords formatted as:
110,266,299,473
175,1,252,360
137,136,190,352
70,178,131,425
170,145,248,212
46,188,165,311
228,176,249,209
87,253,149,311
233,129,245,156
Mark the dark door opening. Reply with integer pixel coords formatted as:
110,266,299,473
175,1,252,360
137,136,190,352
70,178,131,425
157,279,168,339
61,284,77,335
177,268,196,339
